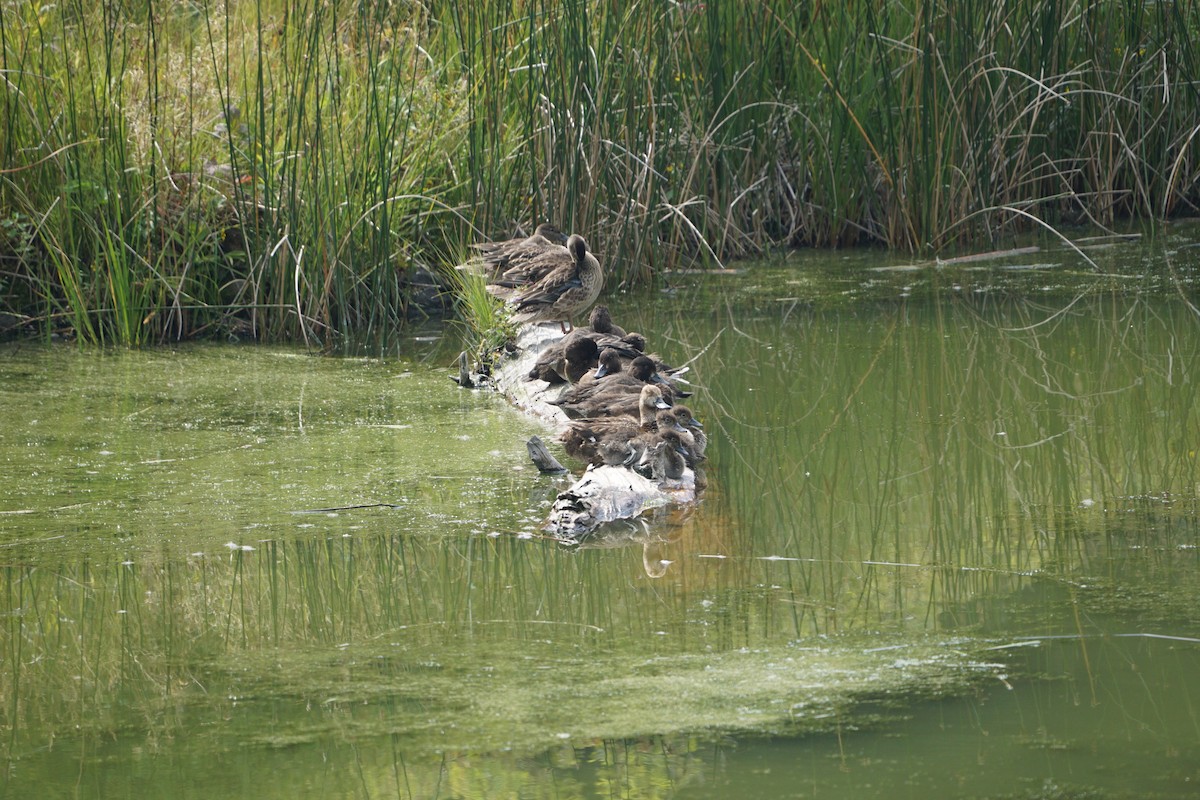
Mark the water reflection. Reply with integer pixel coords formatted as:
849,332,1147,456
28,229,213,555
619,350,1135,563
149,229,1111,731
2,241,1199,797
560,503,706,578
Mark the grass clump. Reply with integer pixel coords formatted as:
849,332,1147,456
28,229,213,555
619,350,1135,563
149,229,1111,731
443,262,517,375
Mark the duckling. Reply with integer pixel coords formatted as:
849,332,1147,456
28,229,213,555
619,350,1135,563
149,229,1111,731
587,329,686,390
622,408,681,468
550,355,676,418
596,438,637,467
620,332,646,353
560,384,670,465
578,331,645,364
525,331,600,384
527,321,641,366
668,405,707,463
467,223,569,279
639,427,688,481
575,347,625,387
587,305,626,337
492,234,604,333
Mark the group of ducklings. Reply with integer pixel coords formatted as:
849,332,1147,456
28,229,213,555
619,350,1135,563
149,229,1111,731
548,309,705,482
472,223,707,484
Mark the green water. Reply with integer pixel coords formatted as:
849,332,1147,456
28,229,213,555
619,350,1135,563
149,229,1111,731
2,230,1200,798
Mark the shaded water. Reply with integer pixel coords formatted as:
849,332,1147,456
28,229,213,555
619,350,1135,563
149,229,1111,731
2,229,1199,798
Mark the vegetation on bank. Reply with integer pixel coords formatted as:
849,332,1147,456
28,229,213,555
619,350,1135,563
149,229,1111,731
1,0,1198,344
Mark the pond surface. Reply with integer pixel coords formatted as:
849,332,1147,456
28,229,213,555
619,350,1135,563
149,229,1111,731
2,227,1199,798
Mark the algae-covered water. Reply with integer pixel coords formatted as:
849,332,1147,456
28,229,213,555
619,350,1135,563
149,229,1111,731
2,227,1199,798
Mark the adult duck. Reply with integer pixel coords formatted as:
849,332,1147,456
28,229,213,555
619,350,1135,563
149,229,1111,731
493,234,604,333
487,226,588,287
466,223,568,279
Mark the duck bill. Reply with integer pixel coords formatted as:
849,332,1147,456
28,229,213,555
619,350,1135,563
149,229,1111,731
654,398,671,410
594,363,610,379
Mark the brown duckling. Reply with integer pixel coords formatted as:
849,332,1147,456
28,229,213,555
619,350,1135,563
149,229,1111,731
638,427,688,481
560,384,671,465
575,347,626,387
669,405,707,463
579,331,646,364
525,331,600,384
589,329,687,391
550,355,678,418
529,324,642,367
587,305,626,337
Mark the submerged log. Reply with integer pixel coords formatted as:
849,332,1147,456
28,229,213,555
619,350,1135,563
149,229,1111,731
542,464,696,540
484,321,704,540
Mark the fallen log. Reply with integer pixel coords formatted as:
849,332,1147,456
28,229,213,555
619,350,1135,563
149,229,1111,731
483,321,705,541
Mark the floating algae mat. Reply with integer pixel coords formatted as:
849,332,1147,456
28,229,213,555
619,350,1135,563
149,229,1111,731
220,634,1004,755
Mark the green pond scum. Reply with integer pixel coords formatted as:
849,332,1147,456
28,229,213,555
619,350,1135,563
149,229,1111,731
1,231,1199,798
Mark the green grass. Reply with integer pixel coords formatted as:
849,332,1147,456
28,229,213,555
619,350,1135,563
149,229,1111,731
443,261,518,373
1,0,1198,343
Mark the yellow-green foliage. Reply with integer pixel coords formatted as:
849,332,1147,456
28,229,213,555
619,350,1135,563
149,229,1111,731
443,262,517,369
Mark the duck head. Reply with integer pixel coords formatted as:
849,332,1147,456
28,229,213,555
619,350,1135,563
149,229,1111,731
621,332,647,353
588,304,623,335
655,409,688,434
639,384,671,416
628,355,659,383
533,222,568,244
566,233,589,264
671,405,703,430
564,334,600,369
593,347,624,379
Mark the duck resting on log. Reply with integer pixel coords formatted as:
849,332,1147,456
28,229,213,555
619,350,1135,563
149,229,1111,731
486,234,604,334
457,227,706,540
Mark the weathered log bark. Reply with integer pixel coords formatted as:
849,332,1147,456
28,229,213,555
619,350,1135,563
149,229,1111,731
526,435,568,474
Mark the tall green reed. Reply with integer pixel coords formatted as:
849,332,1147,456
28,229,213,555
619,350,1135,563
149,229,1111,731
439,0,1200,274
682,289,1200,633
2,0,472,344
3,0,1199,342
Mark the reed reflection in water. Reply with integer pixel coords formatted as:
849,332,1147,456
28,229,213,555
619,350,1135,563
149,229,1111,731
611,290,1200,634
1,288,1198,798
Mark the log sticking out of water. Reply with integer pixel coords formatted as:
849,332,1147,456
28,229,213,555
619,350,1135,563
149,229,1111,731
451,351,476,388
526,436,568,474
543,465,695,540
463,317,704,540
